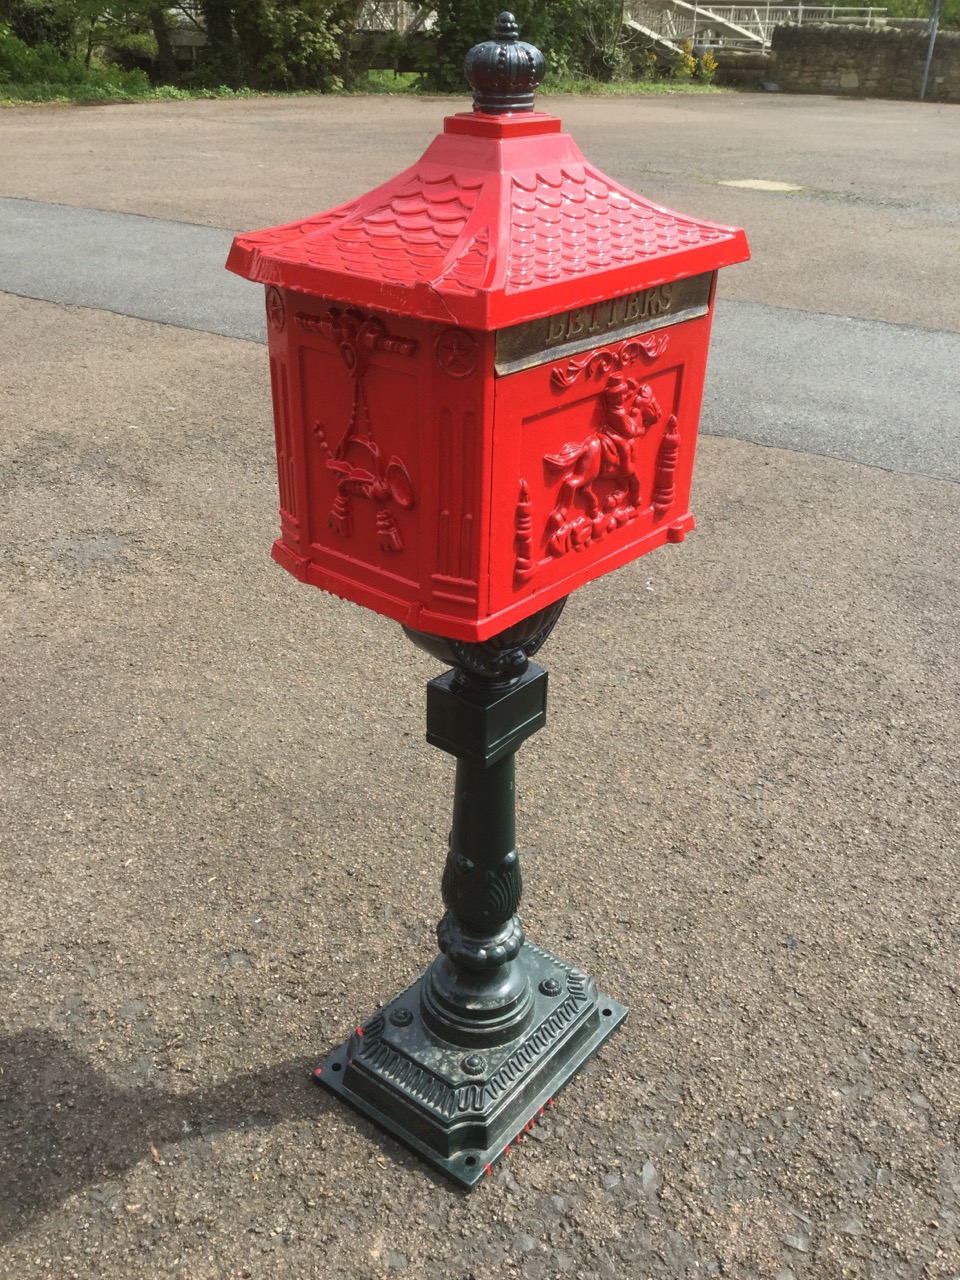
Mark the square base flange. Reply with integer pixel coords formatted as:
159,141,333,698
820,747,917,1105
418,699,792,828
314,940,628,1188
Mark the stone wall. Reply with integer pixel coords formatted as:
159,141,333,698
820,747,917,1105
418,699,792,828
714,48,772,88
770,23,960,102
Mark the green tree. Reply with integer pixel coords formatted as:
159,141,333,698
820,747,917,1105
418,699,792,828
575,0,633,80
195,0,350,89
428,0,578,92
885,0,959,26
5,0,76,55
4,0,184,80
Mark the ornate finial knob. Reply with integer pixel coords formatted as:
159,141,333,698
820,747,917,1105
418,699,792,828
463,11,546,115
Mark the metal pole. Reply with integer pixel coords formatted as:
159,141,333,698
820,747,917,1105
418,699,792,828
920,0,944,101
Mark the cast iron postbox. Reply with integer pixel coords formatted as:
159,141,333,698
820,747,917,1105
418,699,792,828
227,33,748,643
228,13,748,1188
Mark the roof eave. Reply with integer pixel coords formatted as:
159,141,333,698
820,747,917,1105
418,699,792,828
227,228,749,332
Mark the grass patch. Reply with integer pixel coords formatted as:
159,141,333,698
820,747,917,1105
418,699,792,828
1,75,728,104
347,68,423,94
0,48,725,105
345,67,725,97
343,68,727,96
543,70,724,94
0,23,260,104
0,80,259,104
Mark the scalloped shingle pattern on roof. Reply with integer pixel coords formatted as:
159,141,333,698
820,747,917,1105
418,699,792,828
263,173,487,289
233,154,743,310
506,165,731,291
436,227,491,294
250,204,358,249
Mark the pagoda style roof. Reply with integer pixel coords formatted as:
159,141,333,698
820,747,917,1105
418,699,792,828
227,112,749,331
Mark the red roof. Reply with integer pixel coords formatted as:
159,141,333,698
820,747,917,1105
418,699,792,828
227,111,749,330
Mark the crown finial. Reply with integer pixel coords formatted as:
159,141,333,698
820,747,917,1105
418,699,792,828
463,12,546,114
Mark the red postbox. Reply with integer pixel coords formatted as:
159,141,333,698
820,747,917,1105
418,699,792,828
227,55,748,644
228,14,749,1188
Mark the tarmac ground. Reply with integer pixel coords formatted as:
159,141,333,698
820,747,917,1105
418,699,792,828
0,91,959,1280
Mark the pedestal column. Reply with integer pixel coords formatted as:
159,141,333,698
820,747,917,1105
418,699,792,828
315,600,627,1187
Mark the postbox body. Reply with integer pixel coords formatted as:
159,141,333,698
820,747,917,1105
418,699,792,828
228,113,749,641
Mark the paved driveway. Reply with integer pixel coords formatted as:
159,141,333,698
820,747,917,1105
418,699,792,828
0,92,958,1280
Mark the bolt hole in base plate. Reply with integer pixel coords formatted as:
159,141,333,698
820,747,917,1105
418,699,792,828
313,942,628,1188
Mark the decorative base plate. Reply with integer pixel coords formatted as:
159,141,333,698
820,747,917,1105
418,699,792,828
314,940,628,1188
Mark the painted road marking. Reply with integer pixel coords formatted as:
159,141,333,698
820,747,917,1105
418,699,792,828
719,178,803,192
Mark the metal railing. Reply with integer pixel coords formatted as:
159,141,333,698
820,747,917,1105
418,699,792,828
356,1,433,34
625,0,888,49
169,1,888,57
170,0,431,37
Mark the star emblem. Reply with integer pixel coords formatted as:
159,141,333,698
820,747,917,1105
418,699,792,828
436,328,478,378
266,287,285,332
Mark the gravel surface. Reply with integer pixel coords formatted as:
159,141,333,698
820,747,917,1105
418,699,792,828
1,93,959,1279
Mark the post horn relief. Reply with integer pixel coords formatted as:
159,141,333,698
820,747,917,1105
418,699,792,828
516,335,680,583
301,307,418,553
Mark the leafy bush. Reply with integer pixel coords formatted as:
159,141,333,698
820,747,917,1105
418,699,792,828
256,0,344,89
105,29,160,66
7,0,75,58
697,48,718,82
672,37,697,80
885,0,959,27
348,67,421,93
0,21,155,96
191,0,348,90
629,46,658,81
575,0,634,81
1,22,65,79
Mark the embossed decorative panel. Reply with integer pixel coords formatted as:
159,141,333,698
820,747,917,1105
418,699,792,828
300,356,418,567
487,311,712,623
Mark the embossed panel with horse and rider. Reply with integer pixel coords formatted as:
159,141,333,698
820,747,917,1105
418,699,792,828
489,308,714,617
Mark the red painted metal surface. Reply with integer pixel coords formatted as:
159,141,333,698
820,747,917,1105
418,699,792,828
228,107,749,641
228,111,747,329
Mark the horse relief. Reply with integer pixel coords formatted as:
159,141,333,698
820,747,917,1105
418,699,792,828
543,375,662,556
